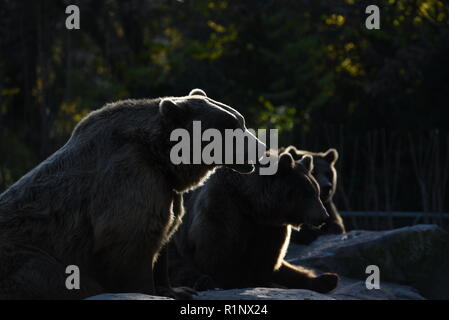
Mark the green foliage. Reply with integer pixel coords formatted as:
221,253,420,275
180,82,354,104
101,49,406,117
0,0,449,197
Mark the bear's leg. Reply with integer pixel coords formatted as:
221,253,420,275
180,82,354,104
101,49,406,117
0,243,103,299
321,220,345,234
91,244,156,295
153,193,196,299
167,241,219,291
321,201,345,234
154,246,196,299
271,261,338,293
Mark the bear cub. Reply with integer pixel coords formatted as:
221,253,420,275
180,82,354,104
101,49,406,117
169,152,339,293
280,146,345,245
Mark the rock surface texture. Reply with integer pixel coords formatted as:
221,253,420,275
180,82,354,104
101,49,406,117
87,225,447,300
287,224,449,299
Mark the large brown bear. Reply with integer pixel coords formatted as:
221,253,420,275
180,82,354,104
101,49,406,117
280,146,345,244
169,152,339,293
0,89,259,299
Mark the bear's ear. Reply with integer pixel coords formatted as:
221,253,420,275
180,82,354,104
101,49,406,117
324,148,338,164
189,88,207,97
159,99,188,122
299,154,314,174
278,153,295,172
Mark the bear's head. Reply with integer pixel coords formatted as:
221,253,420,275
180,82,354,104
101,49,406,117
159,89,267,191
250,152,329,228
280,146,338,203
160,89,265,175
72,89,264,193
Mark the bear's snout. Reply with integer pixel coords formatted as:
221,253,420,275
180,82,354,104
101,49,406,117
307,200,330,226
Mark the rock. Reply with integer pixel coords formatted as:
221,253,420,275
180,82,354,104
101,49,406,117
192,277,424,300
86,293,174,300
286,224,449,299
86,281,424,300
330,276,425,300
86,225,443,300
195,287,335,300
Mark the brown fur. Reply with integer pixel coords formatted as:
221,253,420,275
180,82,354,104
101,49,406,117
0,90,254,299
169,153,339,293
280,146,346,244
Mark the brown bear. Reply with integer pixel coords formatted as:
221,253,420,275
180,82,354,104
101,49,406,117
169,152,339,293
0,89,260,299
280,146,345,245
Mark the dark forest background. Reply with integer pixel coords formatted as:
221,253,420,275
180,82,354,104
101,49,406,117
1,0,448,229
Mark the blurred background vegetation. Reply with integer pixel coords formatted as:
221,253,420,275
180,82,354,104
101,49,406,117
0,0,448,228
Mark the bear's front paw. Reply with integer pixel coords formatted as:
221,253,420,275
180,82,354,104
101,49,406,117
312,273,339,293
